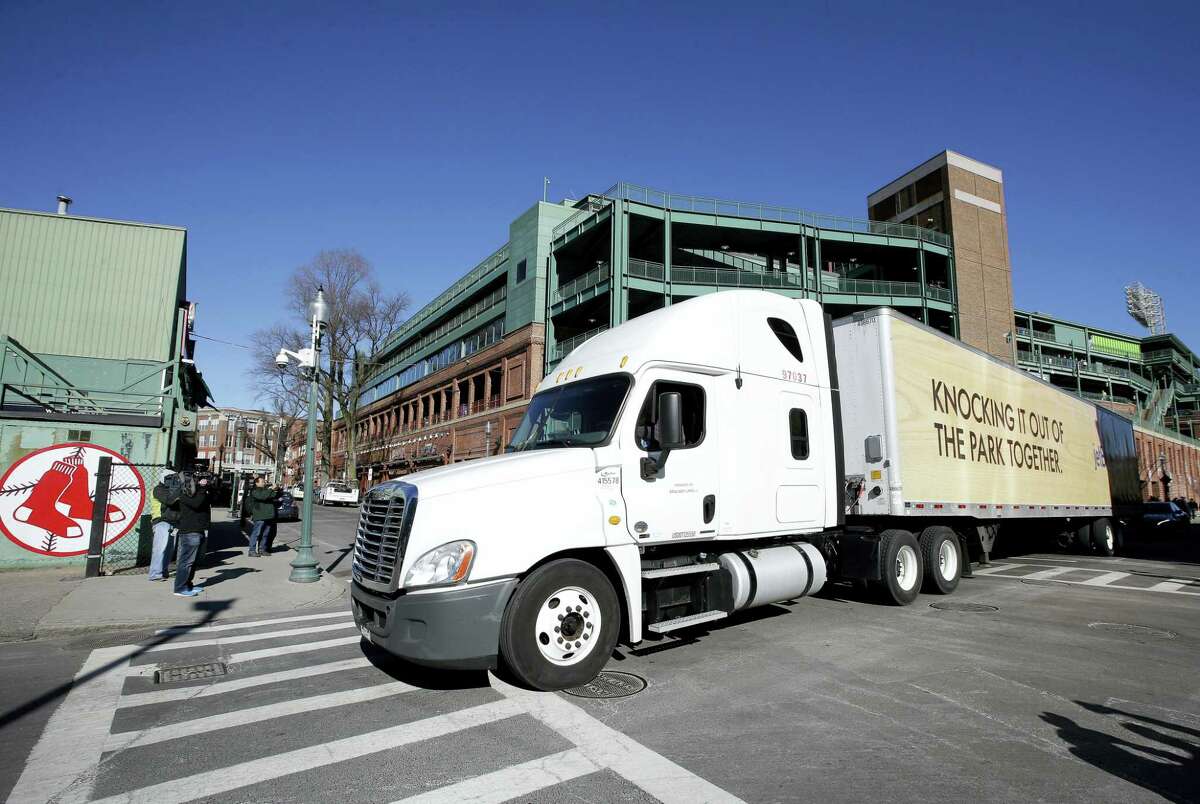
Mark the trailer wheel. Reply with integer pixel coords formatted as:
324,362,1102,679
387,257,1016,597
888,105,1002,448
919,526,961,594
1091,518,1116,557
499,558,620,691
876,529,923,605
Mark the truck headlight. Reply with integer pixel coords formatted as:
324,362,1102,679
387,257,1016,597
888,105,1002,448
403,540,476,587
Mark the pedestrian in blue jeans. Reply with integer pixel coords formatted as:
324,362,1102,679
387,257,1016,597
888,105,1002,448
173,475,212,597
148,473,181,581
246,475,276,558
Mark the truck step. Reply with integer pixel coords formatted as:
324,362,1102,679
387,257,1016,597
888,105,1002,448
641,562,721,580
647,609,728,634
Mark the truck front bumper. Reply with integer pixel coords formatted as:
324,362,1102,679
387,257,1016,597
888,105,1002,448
351,578,517,671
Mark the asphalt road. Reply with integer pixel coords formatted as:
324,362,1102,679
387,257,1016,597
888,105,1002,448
274,502,362,580
2,527,1198,803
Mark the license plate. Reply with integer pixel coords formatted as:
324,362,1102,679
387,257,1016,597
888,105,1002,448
359,624,373,644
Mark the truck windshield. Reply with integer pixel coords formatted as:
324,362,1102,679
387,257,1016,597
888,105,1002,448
507,374,631,452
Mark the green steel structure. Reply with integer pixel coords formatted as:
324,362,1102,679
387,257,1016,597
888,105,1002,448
0,206,209,567
1012,308,1200,437
356,184,955,411
545,183,955,367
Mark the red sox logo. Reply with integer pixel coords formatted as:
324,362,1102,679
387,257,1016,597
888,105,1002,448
0,443,146,557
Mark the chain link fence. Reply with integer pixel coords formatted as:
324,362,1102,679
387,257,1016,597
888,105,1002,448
99,462,172,574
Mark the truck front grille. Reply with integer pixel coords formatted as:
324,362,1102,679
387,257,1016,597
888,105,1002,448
353,486,412,589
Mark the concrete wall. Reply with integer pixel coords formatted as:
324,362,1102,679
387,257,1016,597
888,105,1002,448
504,202,575,333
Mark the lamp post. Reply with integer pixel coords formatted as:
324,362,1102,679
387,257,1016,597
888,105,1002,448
276,286,329,584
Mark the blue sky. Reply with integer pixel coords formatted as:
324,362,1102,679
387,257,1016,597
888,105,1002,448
3,1,1198,408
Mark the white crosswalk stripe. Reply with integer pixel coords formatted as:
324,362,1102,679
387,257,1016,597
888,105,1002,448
9,608,745,804
971,562,1200,596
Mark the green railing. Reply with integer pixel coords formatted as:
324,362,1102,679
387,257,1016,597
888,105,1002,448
553,182,951,246
1,382,167,418
552,264,610,304
378,243,509,354
628,258,665,281
671,265,806,289
551,326,608,362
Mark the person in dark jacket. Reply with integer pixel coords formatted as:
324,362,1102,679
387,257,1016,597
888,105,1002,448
149,473,181,581
246,475,276,557
174,474,212,597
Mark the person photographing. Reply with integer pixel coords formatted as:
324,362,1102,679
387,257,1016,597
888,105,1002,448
174,473,212,598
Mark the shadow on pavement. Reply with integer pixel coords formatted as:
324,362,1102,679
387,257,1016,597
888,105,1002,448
199,566,260,588
1041,702,1198,804
360,640,491,690
0,599,233,732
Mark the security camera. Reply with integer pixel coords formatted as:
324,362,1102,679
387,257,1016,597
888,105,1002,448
275,350,289,369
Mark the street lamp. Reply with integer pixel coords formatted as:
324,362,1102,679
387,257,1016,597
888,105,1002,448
276,286,329,584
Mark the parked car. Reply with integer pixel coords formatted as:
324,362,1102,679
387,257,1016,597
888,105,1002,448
275,491,300,522
319,481,359,506
290,484,307,501
1140,501,1190,536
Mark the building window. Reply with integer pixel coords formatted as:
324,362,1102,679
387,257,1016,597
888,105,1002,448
67,429,92,442
767,317,804,362
789,409,810,460
516,259,528,284
635,381,705,450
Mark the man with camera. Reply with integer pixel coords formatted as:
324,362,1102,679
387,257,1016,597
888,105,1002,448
174,473,213,598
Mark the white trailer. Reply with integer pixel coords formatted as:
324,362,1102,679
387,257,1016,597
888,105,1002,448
351,291,1119,690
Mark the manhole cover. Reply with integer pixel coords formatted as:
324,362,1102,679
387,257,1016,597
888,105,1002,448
930,602,999,612
564,671,646,699
154,662,228,684
1021,579,1069,588
1088,622,1176,640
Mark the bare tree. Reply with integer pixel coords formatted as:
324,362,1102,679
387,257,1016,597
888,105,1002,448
246,323,311,484
286,249,410,483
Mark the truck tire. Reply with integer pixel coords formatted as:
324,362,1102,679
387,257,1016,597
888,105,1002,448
499,558,620,691
876,529,923,606
919,526,961,595
1091,518,1116,557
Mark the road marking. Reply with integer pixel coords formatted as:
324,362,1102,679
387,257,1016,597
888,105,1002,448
973,572,1200,596
227,634,362,664
117,657,374,708
1021,567,1074,580
492,676,745,804
1148,581,1187,592
144,621,354,652
391,748,600,804
154,610,350,635
87,700,523,804
968,564,1020,575
1079,571,1130,586
105,681,416,751
6,646,130,804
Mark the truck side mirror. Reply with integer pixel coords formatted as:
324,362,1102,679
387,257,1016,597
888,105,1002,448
657,392,685,449
642,391,685,480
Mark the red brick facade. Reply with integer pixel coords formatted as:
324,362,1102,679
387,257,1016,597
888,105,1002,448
1134,427,1200,504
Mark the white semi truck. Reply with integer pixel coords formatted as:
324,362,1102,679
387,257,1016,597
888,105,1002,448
351,290,1127,690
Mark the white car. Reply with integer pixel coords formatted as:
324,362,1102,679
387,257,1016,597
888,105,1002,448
290,485,306,500
319,482,359,506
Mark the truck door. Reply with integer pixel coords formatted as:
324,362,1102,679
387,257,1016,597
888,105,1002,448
775,389,824,527
620,372,720,543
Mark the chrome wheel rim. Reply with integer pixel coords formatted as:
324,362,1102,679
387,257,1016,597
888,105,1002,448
534,586,600,666
938,539,958,580
896,545,919,591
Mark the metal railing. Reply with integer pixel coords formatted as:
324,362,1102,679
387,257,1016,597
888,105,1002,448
553,182,951,246
628,258,665,281
552,190,618,239
552,264,610,304
551,326,608,361
671,265,806,289
378,243,510,354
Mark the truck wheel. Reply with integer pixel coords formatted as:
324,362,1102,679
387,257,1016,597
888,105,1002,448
1091,518,1116,557
876,529,923,605
499,559,620,691
919,526,961,594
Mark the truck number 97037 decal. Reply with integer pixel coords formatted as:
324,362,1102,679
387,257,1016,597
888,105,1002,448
782,369,807,384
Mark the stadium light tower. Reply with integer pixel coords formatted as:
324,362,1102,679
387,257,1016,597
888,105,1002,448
1125,282,1166,335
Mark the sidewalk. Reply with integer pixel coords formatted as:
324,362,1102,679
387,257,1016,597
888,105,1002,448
0,513,347,641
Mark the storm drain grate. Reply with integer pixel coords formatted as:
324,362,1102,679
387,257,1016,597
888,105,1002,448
564,671,647,700
1088,622,1176,640
930,602,998,613
154,662,228,684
